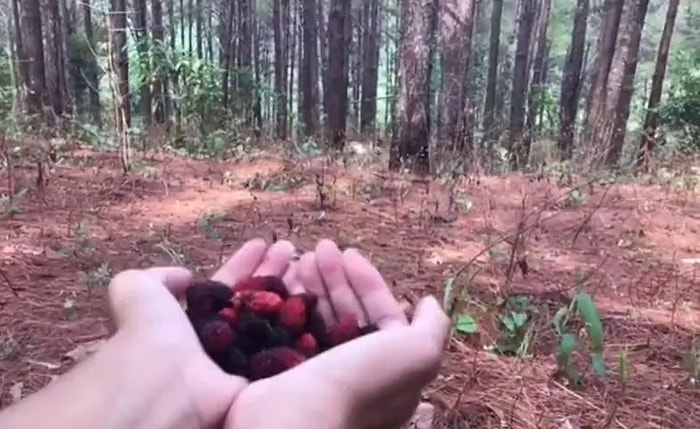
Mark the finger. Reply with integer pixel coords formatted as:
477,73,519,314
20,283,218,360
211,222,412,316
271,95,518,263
281,260,306,294
298,251,335,324
342,248,408,329
109,267,193,328
252,239,296,278
211,238,268,286
315,240,368,326
411,295,451,352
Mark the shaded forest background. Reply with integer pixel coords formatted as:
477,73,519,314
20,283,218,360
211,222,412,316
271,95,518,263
2,0,699,175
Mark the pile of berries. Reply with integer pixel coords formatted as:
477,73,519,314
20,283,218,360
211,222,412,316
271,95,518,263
185,276,378,381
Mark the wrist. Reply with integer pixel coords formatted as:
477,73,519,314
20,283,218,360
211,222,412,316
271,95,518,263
227,377,352,429
0,330,198,429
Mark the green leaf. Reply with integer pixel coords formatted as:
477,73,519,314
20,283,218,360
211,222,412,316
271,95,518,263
455,315,478,334
591,353,607,376
559,333,577,356
511,312,528,328
499,314,516,331
575,292,604,352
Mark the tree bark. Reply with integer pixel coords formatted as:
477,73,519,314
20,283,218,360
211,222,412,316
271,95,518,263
507,0,536,170
273,0,288,139
152,0,168,125
482,0,504,161
301,0,320,137
326,0,351,149
606,0,650,167
20,0,46,116
440,0,477,154
584,0,624,150
558,0,589,160
11,0,29,90
389,0,439,174
360,0,381,134
135,0,152,127
637,0,679,170
110,0,131,129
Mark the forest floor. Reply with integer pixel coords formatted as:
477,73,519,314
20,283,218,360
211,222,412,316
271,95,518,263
0,145,699,428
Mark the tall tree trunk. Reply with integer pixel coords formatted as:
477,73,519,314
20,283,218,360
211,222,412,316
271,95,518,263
558,0,589,160
523,0,552,160
111,0,131,170
180,0,185,49
482,0,504,162
188,0,194,54
605,0,650,167
441,0,477,154
300,0,319,137
82,0,102,126
287,1,296,133
389,0,438,174
221,0,235,112
637,0,679,170
507,0,536,170
11,0,29,90
152,0,168,125
360,0,380,134
239,0,253,124
135,0,152,128
196,0,203,58
584,0,624,150
318,0,328,116
20,0,46,116
273,0,288,138
326,0,351,149
47,0,67,116
252,0,263,129
62,0,75,115
207,0,214,61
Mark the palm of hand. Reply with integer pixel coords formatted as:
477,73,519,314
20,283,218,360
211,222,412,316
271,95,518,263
110,238,447,429
109,238,297,428
225,240,448,429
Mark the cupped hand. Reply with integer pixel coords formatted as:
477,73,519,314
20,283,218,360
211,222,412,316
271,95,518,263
106,238,297,428
225,239,451,429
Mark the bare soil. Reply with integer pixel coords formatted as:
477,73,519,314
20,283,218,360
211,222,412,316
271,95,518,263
1,147,699,428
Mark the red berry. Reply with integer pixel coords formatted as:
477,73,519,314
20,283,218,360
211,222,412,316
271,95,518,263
186,280,233,317
197,318,235,355
233,276,290,299
295,333,319,356
242,291,284,316
248,347,306,380
328,314,361,346
278,296,307,334
219,307,239,328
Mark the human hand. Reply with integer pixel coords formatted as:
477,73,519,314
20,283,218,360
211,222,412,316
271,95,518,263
77,238,297,429
225,239,450,429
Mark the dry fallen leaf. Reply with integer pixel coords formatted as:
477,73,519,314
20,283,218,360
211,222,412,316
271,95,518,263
9,382,23,403
26,358,61,370
406,402,435,429
62,339,107,362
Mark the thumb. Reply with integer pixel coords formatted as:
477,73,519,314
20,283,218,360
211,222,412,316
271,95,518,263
410,295,451,354
108,267,193,328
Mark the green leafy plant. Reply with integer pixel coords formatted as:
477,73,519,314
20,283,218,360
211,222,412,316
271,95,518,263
552,291,607,386
196,211,226,240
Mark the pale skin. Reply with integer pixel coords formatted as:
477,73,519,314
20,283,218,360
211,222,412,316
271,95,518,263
0,238,450,429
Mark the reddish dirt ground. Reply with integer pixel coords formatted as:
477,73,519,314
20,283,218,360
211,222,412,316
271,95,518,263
1,148,699,428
